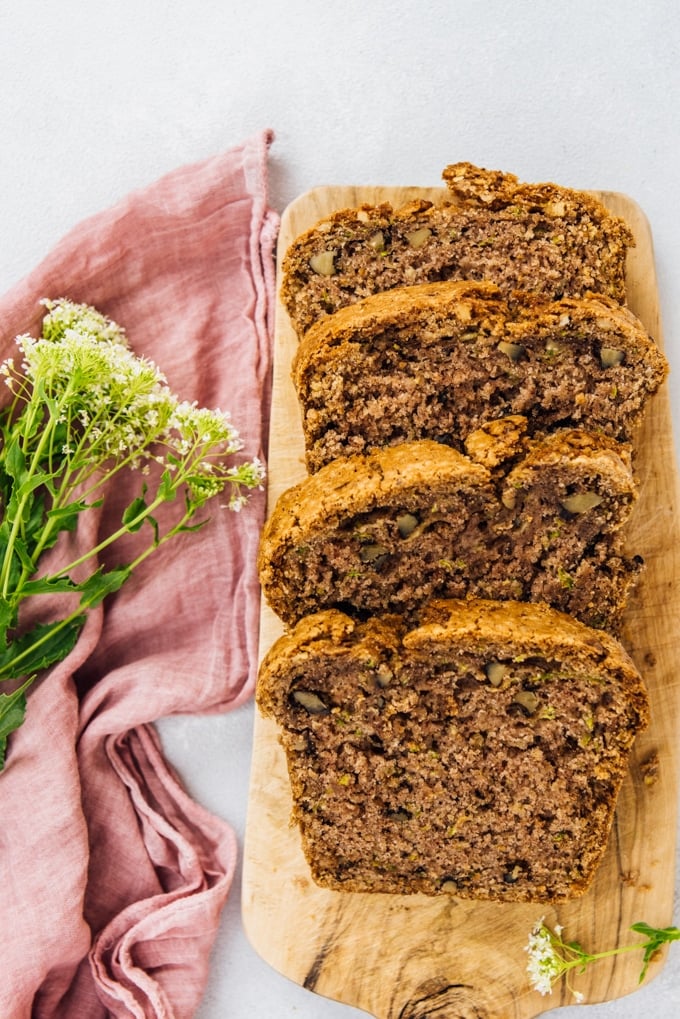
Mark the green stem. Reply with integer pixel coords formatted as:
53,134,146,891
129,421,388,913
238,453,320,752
554,926,679,987
0,609,85,681
0,410,56,598
573,942,649,967
1,673,37,701
125,507,200,573
0,503,203,683
49,493,171,578
7,392,85,593
16,402,162,582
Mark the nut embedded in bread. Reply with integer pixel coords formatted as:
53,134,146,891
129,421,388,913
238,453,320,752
292,281,668,473
281,164,634,335
258,427,641,632
256,599,650,902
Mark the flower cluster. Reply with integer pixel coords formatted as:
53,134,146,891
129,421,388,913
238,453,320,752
0,299,265,768
525,919,585,1001
525,917,680,1002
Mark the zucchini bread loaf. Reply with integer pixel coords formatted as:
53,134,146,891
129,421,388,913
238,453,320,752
281,162,634,335
292,280,668,472
258,425,640,631
257,599,649,902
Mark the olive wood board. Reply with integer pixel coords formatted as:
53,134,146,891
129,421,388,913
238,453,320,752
242,185,680,1018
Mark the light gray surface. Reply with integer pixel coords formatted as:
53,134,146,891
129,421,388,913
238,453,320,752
1,2,678,1016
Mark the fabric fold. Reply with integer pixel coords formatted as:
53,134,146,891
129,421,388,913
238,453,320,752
86,726,239,1019
0,129,279,1018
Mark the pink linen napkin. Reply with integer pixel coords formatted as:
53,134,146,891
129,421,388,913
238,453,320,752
0,129,279,1018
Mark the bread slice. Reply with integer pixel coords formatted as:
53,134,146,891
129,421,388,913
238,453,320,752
258,424,640,632
281,164,633,335
292,280,668,473
256,599,649,902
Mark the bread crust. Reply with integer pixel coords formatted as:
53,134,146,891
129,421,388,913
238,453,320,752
256,599,649,901
441,161,631,222
293,281,662,382
292,281,668,473
259,438,489,547
281,166,634,335
259,599,648,714
258,428,639,629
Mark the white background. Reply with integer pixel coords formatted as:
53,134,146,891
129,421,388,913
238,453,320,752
1,2,678,1017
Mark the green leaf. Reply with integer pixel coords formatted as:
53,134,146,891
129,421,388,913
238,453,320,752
0,615,85,679
4,436,26,483
147,514,160,547
25,490,49,541
121,489,160,544
0,596,17,646
20,575,80,597
630,922,680,982
11,534,36,573
122,495,149,532
633,922,680,935
0,679,32,771
15,471,49,500
158,468,178,501
3,438,49,519
178,519,209,535
78,566,131,609
47,500,90,533
38,497,104,555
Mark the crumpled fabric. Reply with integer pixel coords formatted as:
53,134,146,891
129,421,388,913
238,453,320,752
0,129,279,1018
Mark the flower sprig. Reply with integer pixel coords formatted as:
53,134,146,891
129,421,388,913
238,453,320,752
525,917,680,1002
0,298,265,767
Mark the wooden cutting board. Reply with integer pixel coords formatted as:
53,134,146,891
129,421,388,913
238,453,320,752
242,185,680,1017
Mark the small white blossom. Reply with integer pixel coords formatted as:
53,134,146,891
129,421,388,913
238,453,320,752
525,919,561,996
525,918,592,1002
0,298,269,770
524,917,680,1002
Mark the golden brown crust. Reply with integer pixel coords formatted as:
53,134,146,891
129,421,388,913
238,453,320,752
256,609,403,719
257,439,490,578
502,428,636,501
259,598,648,718
463,415,529,467
292,281,503,383
257,598,650,729
441,162,635,240
258,428,636,569
281,166,635,335
503,291,662,349
258,428,639,629
291,281,668,474
409,598,644,698
293,281,663,385
256,599,649,901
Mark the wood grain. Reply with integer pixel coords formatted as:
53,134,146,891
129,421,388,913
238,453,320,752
242,186,680,1018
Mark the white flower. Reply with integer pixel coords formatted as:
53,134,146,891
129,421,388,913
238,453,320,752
0,298,267,770
525,918,562,996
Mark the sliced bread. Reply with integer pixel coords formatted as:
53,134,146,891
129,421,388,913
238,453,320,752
258,423,641,631
256,599,650,902
292,281,668,472
281,164,634,335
